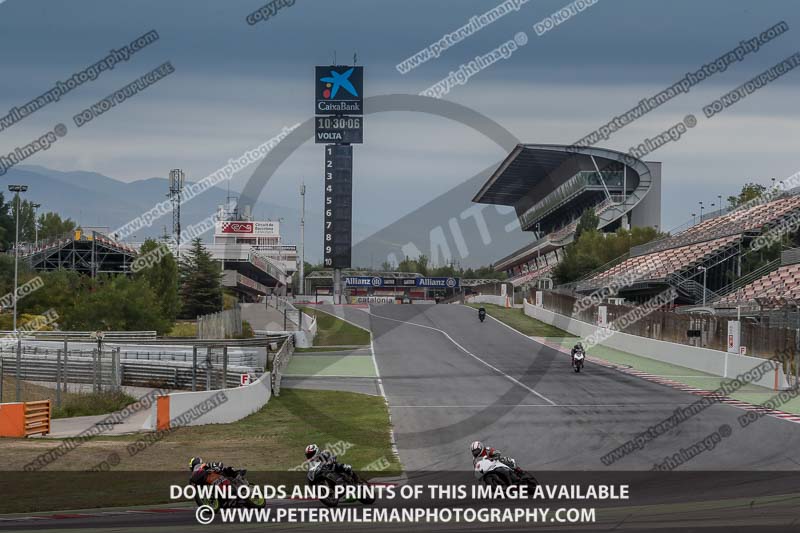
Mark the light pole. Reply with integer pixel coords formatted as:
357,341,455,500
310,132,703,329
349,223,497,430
31,203,40,248
699,201,704,222
717,195,722,213
698,265,707,306
299,181,306,296
8,185,28,332
535,222,541,268
9,185,27,402
691,213,696,225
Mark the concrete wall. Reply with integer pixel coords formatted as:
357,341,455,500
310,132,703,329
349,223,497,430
143,370,272,430
523,299,789,389
467,294,508,306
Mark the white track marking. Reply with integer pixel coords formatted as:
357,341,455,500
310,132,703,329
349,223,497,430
390,404,676,408
368,315,401,462
302,305,401,462
367,309,557,406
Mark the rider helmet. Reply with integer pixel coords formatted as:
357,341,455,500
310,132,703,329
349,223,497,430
470,440,485,458
189,456,203,471
305,443,319,460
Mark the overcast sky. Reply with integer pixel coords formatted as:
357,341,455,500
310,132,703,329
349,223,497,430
1,0,799,248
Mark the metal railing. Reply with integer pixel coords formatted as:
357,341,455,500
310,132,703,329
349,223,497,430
710,258,782,304
0,335,289,402
270,334,295,397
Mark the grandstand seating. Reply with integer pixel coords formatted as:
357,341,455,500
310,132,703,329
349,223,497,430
582,194,800,290
717,263,800,305
633,195,800,257
509,263,555,287
588,234,740,285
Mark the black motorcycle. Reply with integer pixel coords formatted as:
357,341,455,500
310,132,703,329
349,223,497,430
572,349,585,373
478,308,486,323
306,461,376,507
191,468,265,510
474,457,539,489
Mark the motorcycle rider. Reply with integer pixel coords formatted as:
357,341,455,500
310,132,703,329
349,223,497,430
470,441,519,471
189,456,241,485
570,342,585,367
478,307,486,321
304,443,353,475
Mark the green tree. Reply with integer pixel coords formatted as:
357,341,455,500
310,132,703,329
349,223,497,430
0,193,15,250
552,226,663,284
135,239,180,321
574,207,599,240
179,238,223,318
727,183,767,209
398,254,429,275
11,199,36,243
17,269,85,318
64,275,171,333
37,212,77,241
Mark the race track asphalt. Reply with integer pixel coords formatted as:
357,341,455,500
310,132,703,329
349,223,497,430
360,303,800,472
6,302,800,532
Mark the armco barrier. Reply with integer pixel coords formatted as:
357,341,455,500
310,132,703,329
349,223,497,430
0,400,50,437
523,299,789,390
145,371,271,430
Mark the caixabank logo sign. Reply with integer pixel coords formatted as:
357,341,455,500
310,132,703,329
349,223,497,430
315,66,363,115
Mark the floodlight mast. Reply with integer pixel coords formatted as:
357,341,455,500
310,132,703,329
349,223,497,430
168,169,185,257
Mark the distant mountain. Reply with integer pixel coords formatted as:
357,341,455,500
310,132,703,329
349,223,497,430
5,165,300,244
4,165,533,268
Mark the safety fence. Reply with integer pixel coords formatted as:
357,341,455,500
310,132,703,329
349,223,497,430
0,335,290,403
270,333,295,397
197,305,242,339
266,295,303,331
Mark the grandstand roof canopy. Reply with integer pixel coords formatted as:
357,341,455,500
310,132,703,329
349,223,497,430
473,144,646,205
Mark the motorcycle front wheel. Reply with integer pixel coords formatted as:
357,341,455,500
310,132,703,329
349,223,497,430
317,478,340,508
482,472,509,486
357,480,376,505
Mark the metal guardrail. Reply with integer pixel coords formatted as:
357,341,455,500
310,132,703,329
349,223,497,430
0,331,158,340
0,353,261,390
1,335,290,402
120,360,260,389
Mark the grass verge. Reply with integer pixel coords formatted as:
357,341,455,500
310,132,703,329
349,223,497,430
466,303,574,337
294,346,366,353
298,306,370,346
1,389,400,513
52,390,137,419
545,337,800,414
1,379,136,420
